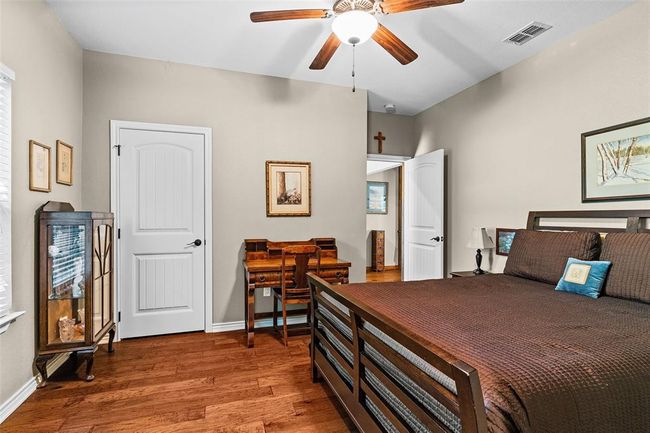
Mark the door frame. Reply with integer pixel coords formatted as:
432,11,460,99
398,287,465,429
367,154,410,270
110,120,213,341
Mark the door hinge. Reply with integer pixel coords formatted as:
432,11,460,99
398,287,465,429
117,228,121,239
114,144,121,156
118,312,121,322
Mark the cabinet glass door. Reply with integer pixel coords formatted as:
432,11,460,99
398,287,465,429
93,224,113,337
47,224,86,345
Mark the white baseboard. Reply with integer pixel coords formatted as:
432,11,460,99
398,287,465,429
0,377,36,424
211,315,307,333
212,320,246,333
0,352,70,424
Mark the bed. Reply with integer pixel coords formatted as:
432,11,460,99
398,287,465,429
307,210,650,433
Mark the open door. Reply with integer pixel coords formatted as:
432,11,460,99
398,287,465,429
402,149,445,281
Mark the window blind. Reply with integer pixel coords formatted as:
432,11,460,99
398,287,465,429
0,67,13,318
51,225,86,295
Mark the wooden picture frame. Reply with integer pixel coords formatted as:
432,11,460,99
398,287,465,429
367,181,388,214
265,161,311,217
29,140,51,192
581,117,650,202
495,228,517,256
56,140,73,186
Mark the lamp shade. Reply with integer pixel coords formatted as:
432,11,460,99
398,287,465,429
332,11,378,45
467,227,495,249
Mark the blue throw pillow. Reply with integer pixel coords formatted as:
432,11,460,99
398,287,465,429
555,258,612,299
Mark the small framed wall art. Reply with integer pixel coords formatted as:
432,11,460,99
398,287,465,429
495,228,517,256
29,140,51,192
367,181,388,214
56,140,73,186
266,161,311,217
581,117,650,202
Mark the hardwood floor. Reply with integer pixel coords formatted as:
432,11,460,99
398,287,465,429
3,332,356,433
365,268,401,283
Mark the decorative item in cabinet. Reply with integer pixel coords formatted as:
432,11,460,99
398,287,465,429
35,201,116,387
371,230,385,271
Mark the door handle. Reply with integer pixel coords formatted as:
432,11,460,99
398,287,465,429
430,236,444,242
187,239,202,247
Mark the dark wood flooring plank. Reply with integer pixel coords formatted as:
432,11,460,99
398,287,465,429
2,332,356,433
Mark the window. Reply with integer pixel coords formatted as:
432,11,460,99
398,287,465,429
0,64,15,320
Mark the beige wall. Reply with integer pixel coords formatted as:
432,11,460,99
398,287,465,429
368,111,416,156
1,0,646,411
414,1,650,275
367,168,399,267
82,51,368,324
0,0,83,404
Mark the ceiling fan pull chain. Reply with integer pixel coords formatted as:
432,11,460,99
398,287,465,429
352,44,356,93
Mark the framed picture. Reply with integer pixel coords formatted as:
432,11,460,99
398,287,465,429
266,161,311,217
29,140,51,192
367,181,388,214
56,140,73,186
496,228,517,256
582,117,650,202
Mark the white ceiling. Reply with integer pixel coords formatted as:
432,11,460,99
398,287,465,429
47,0,633,115
367,160,402,175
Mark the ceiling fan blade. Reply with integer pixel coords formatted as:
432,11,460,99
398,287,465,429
309,33,341,70
379,0,463,14
250,9,329,23
372,24,418,65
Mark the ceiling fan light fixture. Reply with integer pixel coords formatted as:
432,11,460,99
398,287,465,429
332,10,378,45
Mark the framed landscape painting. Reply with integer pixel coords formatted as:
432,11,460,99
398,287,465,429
266,161,311,217
582,117,650,202
496,228,517,256
367,181,388,214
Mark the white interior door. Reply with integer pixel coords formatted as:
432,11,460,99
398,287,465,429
117,124,206,338
402,149,445,281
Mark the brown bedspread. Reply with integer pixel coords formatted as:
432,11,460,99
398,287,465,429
336,275,650,433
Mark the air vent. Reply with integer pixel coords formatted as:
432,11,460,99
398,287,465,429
507,34,532,45
503,21,552,45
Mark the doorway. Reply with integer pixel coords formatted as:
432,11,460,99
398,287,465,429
366,151,446,282
110,121,213,340
366,156,405,283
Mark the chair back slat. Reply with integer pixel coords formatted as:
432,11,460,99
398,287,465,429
281,245,321,293
294,254,310,289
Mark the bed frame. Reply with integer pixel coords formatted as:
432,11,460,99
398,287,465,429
308,210,650,433
526,209,650,233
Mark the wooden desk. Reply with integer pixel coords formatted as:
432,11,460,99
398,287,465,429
243,238,351,348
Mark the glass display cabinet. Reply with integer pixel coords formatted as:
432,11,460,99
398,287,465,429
35,201,115,386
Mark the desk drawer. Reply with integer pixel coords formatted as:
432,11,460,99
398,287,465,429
250,268,349,286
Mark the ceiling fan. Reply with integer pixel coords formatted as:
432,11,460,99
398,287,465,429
250,0,464,70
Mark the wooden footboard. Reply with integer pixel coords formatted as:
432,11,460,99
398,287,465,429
308,273,488,433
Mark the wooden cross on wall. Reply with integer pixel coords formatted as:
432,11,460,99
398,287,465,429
374,131,385,154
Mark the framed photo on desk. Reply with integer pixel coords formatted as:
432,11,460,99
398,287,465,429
496,228,517,256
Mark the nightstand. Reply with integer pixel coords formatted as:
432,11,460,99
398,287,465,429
450,271,491,278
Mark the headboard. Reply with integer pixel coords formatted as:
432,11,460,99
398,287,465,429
526,210,650,234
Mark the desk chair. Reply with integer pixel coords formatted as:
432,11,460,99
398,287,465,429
272,245,321,347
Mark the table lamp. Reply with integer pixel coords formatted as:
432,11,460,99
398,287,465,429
467,227,495,275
